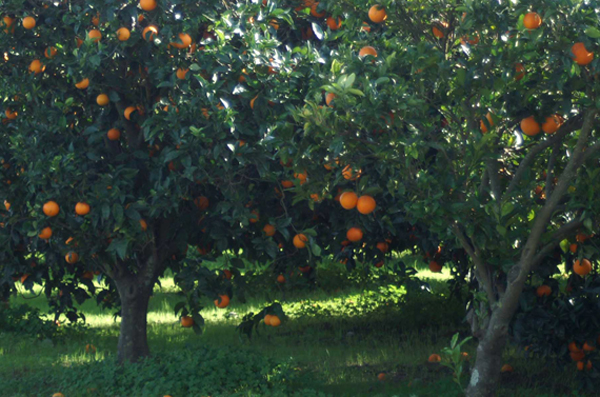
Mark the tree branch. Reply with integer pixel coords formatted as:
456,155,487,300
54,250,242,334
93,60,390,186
532,219,584,266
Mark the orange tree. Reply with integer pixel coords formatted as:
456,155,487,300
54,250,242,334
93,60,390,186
282,0,600,396
0,0,434,364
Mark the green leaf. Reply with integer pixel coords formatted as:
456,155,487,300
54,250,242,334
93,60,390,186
101,203,110,220
584,27,600,38
107,238,128,260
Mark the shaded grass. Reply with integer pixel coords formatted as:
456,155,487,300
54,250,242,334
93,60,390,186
0,257,590,396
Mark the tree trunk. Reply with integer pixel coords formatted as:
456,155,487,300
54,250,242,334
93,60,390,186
466,322,508,397
115,277,153,364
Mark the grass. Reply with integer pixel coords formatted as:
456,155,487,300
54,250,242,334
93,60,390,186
0,255,591,396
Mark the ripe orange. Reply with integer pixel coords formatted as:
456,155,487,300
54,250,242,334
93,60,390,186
570,351,585,362
293,233,308,248
140,219,148,231
515,63,525,81
142,25,159,41
346,227,363,242
568,341,581,353
277,274,285,283
536,285,551,297
4,200,11,210
325,92,336,106
181,316,194,327
140,0,157,11
586,360,593,370
583,342,596,352
107,128,121,141
377,373,386,381
326,17,342,30
342,165,362,180
75,78,89,89
117,27,131,41
52,393,65,397
264,314,273,325
85,344,96,354
428,354,441,363
171,33,192,49
310,3,325,18
523,12,542,30
194,196,209,210
500,364,513,373
124,106,137,120
572,42,594,66
270,315,281,327
5,109,17,119
376,242,389,253
281,180,294,188
28,60,45,75
43,201,60,217
542,114,562,134
479,112,494,134
361,22,371,33
339,192,358,209
75,202,90,215
432,22,448,39
250,95,258,109
65,251,79,264
88,29,102,42
429,261,442,273
577,361,585,371
22,16,36,29
96,94,110,106
176,67,189,80
44,46,57,59
573,259,592,276
2,16,15,34
39,227,52,240
214,294,230,308
569,243,578,253
82,271,94,280
359,46,377,58
294,171,307,184
520,116,541,136
356,195,376,214
263,224,276,236
368,5,387,23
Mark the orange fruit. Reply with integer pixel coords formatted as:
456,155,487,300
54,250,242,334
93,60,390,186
339,192,358,209
429,261,442,273
479,112,494,134
573,259,592,276
281,180,294,188
39,227,52,240
107,128,121,141
428,354,442,363
536,285,551,297
520,116,541,136
2,16,15,34
376,242,389,253
368,5,387,23
43,201,60,217
361,22,371,33
293,233,308,248
116,27,131,41
171,33,192,49
572,42,594,66
356,195,376,215
294,171,307,184
432,22,448,39
583,342,595,352
181,316,194,327
88,29,102,42
346,227,363,242
263,224,276,236
85,344,96,354
277,274,285,283
176,67,189,80
374,261,384,268
515,63,525,81
570,243,578,253
75,202,90,215
4,200,11,210
52,393,65,397
250,95,258,109
44,47,57,59
194,196,209,210
264,314,273,325
249,209,259,223
523,12,542,30
124,106,137,120
28,60,45,75
96,94,110,106
269,315,281,327
140,0,158,11
22,16,36,29
5,109,17,119
342,165,362,180
139,219,148,231
223,269,232,279
214,294,230,308
65,251,79,264
142,25,159,41
577,361,585,371
542,114,562,134
500,364,513,373
359,46,377,58
576,232,590,243
326,17,342,30
586,360,593,371
570,351,585,362
325,92,336,106
310,3,325,18
568,341,581,353
75,78,89,89
377,373,386,381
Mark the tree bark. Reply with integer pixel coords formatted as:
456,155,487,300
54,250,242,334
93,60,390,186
115,276,153,364
466,319,508,397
